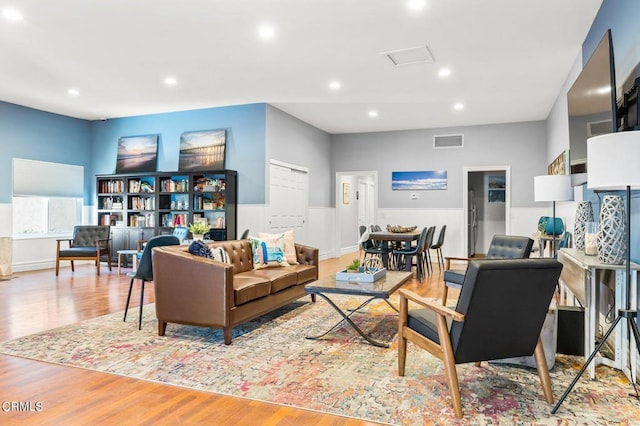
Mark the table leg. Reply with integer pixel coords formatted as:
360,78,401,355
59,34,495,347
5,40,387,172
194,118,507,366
117,253,122,275
306,293,390,348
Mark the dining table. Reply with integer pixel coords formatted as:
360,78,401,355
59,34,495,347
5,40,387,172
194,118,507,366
368,229,421,271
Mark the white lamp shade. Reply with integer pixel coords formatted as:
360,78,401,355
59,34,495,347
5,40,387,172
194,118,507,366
588,130,640,190
534,175,574,202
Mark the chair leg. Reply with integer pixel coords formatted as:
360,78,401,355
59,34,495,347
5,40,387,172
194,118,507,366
437,248,444,270
96,256,101,276
55,257,60,276
138,280,146,330
398,296,408,376
441,284,449,305
70,260,75,272
534,338,554,404
123,277,135,322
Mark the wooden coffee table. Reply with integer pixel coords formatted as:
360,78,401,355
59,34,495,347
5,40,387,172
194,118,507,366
305,270,412,347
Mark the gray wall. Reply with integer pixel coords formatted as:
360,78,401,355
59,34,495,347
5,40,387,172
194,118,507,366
331,121,548,208
265,105,332,207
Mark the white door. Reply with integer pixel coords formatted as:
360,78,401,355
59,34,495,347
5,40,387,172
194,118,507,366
269,162,308,242
357,178,374,230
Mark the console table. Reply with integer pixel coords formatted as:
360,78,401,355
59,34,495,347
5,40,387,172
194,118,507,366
557,248,639,381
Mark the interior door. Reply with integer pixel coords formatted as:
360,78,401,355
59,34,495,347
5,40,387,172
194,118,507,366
268,162,308,242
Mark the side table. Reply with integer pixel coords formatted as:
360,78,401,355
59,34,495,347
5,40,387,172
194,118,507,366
117,249,139,274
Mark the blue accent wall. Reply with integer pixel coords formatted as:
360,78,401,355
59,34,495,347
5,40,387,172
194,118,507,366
90,103,267,204
0,101,92,204
582,0,640,264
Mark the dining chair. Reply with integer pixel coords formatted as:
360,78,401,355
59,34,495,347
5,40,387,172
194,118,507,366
359,225,387,265
124,235,180,330
398,258,562,418
430,225,447,270
394,226,432,280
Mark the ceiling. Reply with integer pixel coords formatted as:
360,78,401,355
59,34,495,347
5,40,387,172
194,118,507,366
0,0,603,134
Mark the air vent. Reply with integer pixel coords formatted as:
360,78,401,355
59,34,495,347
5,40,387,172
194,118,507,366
587,119,612,137
382,46,435,66
433,134,463,149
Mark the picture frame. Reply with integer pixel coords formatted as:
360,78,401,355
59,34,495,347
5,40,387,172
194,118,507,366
115,134,159,174
342,182,350,204
548,149,569,175
391,170,447,190
179,129,226,171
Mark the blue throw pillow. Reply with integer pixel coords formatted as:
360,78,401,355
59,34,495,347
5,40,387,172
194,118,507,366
188,240,212,258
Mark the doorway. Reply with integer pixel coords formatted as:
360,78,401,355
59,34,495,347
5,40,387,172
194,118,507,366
463,166,511,256
335,171,377,257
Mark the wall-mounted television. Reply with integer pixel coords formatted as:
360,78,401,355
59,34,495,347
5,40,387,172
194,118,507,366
567,29,617,186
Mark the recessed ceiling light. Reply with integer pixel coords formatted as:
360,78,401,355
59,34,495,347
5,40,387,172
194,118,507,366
258,25,275,40
368,110,378,118
407,0,426,11
2,9,24,21
438,68,452,78
453,103,464,111
164,77,177,86
67,89,79,96
329,81,341,90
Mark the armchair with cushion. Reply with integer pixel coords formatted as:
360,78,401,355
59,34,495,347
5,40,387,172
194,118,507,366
442,234,533,303
398,258,563,418
55,225,112,276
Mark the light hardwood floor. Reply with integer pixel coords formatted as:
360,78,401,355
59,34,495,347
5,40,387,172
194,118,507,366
0,252,449,425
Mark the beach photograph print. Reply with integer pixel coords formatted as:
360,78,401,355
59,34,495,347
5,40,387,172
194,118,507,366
392,170,447,190
115,135,159,173
179,129,226,171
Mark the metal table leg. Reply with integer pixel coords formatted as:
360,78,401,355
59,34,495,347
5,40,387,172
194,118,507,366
306,293,390,348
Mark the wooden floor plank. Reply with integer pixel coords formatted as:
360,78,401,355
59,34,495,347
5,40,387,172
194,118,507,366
0,253,447,424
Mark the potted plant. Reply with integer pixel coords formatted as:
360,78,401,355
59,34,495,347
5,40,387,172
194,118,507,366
346,259,362,273
188,222,209,240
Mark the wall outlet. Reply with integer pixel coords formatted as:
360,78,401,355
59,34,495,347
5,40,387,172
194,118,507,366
410,193,419,200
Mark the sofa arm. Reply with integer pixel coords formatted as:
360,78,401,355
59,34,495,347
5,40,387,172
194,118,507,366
295,243,318,266
152,246,235,328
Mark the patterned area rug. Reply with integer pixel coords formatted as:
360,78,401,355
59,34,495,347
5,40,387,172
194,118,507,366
1,295,639,425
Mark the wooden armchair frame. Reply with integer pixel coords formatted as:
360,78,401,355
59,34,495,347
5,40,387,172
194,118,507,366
398,259,559,418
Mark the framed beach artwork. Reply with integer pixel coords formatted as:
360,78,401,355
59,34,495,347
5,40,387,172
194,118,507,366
179,129,226,171
391,170,447,190
115,135,159,173
548,149,569,175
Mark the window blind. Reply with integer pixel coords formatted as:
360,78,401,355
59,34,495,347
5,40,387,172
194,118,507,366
13,158,84,198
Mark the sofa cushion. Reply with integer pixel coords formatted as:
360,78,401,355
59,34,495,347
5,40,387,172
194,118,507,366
233,275,271,305
250,237,289,269
251,268,298,293
290,264,318,285
210,246,231,264
257,230,298,265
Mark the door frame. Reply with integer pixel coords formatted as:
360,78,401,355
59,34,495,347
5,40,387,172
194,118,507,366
462,166,511,256
334,171,378,258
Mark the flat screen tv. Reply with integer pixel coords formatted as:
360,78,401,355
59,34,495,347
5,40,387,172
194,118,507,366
567,29,616,186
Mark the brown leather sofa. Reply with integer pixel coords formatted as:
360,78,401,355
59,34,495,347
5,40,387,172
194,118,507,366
152,239,319,344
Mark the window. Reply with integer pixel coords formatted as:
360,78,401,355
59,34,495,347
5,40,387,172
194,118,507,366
12,159,84,237
12,196,81,236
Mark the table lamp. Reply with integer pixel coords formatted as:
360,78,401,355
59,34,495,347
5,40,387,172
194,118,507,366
534,174,573,258
552,130,640,413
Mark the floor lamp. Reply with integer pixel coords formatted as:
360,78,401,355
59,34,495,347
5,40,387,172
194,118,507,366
534,175,573,258
552,131,640,413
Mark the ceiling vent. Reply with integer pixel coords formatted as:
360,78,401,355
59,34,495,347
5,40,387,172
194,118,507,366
587,119,613,137
433,134,464,149
382,46,435,66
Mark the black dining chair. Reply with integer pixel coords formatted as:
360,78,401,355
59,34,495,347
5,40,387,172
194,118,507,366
359,225,387,265
430,225,447,270
124,235,180,330
394,226,433,280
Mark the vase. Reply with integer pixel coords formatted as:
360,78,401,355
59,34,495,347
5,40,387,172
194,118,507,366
193,234,204,241
597,195,626,264
574,201,594,250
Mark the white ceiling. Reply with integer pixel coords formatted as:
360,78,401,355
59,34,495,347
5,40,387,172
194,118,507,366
0,0,603,134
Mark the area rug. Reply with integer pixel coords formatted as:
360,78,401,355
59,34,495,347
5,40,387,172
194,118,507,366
1,296,639,425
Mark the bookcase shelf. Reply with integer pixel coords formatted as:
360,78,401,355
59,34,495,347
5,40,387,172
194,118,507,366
96,170,237,257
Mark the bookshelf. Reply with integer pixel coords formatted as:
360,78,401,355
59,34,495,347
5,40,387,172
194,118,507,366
96,170,237,257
